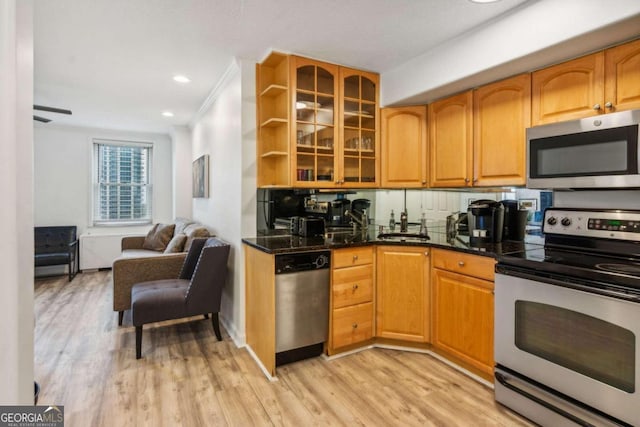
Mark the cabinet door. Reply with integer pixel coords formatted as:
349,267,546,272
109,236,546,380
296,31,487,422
376,246,430,342
432,268,494,376
532,52,605,125
605,38,640,113
381,106,428,188
339,67,379,187
428,91,473,188
473,74,530,187
291,56,339,188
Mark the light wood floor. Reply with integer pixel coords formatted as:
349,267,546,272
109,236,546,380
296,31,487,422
35,271,534,426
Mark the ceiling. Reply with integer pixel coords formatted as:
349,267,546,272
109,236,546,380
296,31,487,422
34,0,532,133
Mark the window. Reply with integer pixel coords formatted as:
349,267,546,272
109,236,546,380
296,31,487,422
93,139,152,225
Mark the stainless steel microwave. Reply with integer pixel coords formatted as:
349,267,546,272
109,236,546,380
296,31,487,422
527,109,640,189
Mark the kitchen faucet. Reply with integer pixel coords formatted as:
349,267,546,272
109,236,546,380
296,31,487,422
345,209,369,234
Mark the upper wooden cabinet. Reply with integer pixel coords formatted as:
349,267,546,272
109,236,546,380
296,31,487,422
380,106,428,188
605,38,640,113
291,56,339,188
256,53,379,188
532,39,640,125
338,67,380,187
256,52,290,187
473,74,530,187
376,246,430,343
428,91,473,188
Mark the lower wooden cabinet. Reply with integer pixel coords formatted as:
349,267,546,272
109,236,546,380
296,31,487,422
431,249,495,377
376,246,430,343
332,302,374,349
329,247,375,353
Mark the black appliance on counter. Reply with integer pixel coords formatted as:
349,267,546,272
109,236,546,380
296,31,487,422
328,197,351,227
500,200,528,241
257,189,308,233
467,199,504,245
495,208,640,427
350,199,371,216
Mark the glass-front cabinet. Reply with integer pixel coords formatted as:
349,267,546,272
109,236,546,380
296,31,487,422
339,68,379,187
256,52,379,189
291,57,339,187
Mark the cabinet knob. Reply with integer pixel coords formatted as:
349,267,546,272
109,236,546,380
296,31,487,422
352,323,358,329
353,284,359,291
593,103,601,110
424,251,429,256
458,261,465,266
464,178,470,183
335,180,340,184
473,178,478,183
353,255,358,261
605,102,613,109
422,180,427,185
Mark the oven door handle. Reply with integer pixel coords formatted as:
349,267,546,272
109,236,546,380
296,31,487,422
496,267,640,302
495,371,596,427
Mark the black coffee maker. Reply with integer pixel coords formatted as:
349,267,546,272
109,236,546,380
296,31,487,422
467,199,504,245
500,200,528,241
329,198,351,226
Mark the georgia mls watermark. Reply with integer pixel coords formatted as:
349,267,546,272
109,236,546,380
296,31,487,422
0,406,63,427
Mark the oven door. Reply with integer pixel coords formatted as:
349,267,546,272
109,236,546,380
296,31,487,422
495,271,640,426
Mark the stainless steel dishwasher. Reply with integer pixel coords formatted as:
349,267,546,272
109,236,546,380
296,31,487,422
275,250,330,366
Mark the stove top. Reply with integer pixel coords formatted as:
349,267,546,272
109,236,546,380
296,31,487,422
498,208,640,291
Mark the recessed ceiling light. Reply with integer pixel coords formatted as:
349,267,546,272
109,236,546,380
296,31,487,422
162,111,174,117
173,75,191,84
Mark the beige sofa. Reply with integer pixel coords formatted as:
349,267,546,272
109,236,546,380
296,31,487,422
112,219,211,325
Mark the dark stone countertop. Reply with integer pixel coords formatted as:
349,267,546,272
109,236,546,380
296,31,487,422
242,225,545,259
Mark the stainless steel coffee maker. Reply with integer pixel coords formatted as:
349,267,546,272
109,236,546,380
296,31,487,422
467,199,504,245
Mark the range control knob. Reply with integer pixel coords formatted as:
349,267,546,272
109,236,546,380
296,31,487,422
547,216,557,226
561,217,572,227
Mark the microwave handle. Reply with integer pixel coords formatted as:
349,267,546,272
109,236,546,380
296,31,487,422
495,371,596,427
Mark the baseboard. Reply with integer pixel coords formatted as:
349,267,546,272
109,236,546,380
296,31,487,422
219,315,245,349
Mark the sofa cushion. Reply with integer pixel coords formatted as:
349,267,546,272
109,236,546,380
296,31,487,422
120,249,168,259
183,224,210,252
164,233,187,254
142,223,175,251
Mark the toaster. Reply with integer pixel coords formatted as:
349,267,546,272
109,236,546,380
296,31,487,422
297,217,325,237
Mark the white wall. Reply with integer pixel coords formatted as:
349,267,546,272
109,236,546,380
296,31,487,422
170,125,193,219
382,0,640,106
0,0,34,404
190,60,255,345
34,125,174,235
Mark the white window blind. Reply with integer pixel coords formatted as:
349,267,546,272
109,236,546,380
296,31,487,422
93,139,153,225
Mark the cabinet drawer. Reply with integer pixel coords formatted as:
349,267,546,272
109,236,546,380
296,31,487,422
432,249,495,281
333,246,374,269
333,264,373,308
332,302,373,349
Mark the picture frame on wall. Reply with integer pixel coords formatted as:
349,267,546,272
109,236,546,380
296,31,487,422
192,154,209,198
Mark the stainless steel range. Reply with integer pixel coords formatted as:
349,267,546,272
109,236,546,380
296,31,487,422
495,208,640,427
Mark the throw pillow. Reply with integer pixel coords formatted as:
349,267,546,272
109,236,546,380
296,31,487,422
142,223,175,251
164,233,187,253
174,217,194,235
183,224,210,252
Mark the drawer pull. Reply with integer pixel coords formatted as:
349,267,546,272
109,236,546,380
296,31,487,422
352,323,358,329
352,284,359,291
353,255,358,261
458,261,465,266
